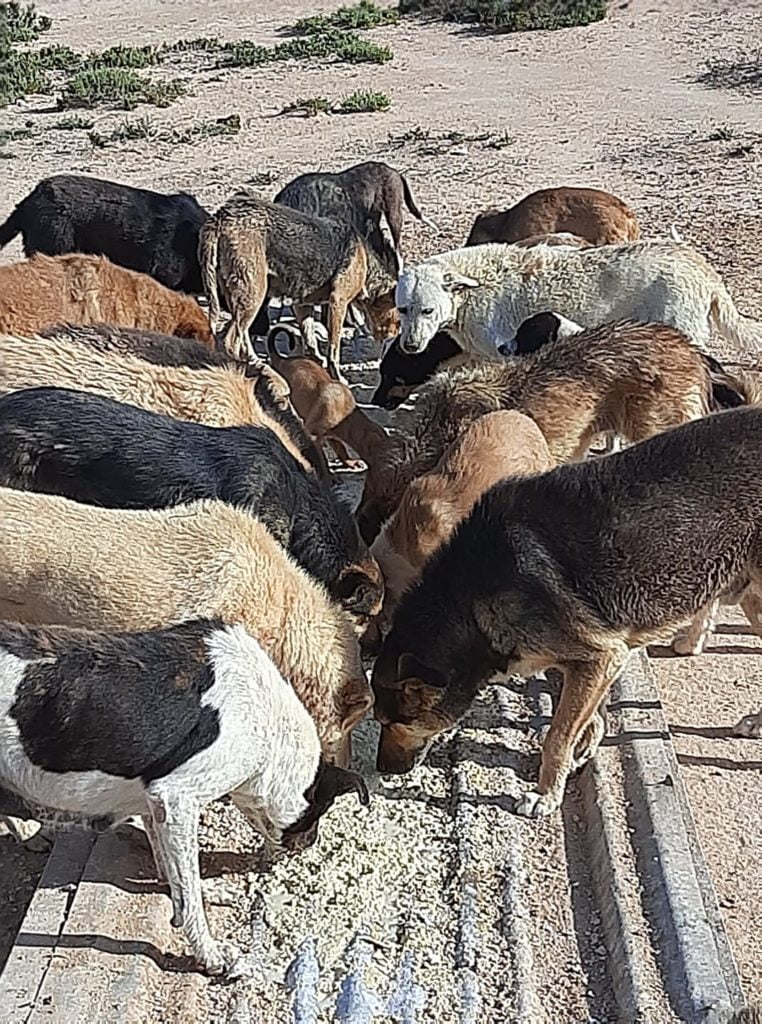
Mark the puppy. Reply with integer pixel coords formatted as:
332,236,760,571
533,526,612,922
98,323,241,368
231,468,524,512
371,410,554,612
267,324,391,470
372,407,762,815
372,331,475,410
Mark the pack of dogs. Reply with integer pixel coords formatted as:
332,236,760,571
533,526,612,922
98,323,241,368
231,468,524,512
0,165,760,982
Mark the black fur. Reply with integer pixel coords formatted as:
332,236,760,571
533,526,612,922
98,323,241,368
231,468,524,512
0,175,209,294
35,323,328,477
700,353,747,410
4,619,222,782
372,332,461,409
0,388,367,598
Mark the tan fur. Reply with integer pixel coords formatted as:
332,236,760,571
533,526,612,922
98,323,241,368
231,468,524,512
0,332,308,467
373,411,554,608
466,187,640,246
0,490,370,763
268,328,392,470
358,320,713,542
513,232,593,249
0,253,213,343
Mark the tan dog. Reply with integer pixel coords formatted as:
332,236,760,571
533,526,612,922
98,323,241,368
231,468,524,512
372,410,554,611
266,324,392,471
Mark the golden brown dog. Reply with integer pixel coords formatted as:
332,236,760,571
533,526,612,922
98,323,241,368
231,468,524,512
372,407,762,811
371,410,554,612
266,324,392,471
358,320,716,542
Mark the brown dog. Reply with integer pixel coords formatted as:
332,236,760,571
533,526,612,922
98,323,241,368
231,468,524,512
465,187,640,247
371,410,554,611
0,253,213,342
357,320,716,542
266,324,392,471
372,407,762,813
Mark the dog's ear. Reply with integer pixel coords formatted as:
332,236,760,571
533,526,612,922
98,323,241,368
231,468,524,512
397,652,449,689
340,677,374,733
331,569,379,617
442,270,480,293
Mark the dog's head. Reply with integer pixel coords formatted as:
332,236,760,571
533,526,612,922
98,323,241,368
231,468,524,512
371,646,458,774
372,331,462,409
282,759,370,852
330,557,385,639
498,310,585,357
363,289,400,345
396,264,479,356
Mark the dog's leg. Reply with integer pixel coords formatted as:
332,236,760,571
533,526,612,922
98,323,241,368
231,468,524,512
732,592,762,737
141,813,168,883
293,304,326,366
146,792,253,979
516,652,626,818
672,600,718,656
1,815,52,852
328,437,365,471
327,293,349,384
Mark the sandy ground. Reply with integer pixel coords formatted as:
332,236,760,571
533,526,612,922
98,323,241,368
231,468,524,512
0,0,761,1009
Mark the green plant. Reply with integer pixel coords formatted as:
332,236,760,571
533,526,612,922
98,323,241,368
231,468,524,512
219,29,392,67
84,44,159,69
293,1,399,34
0,123,31,143
0,1,51,44
59,66,185,110
34,43,80,70
54,112,94,129
0,50,50,106
336,88,390,112
163,35,221,53
280,95,331,116
398,0,607,32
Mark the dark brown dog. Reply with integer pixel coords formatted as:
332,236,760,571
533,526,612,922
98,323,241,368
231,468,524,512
358,320,717,542
372,407,762,815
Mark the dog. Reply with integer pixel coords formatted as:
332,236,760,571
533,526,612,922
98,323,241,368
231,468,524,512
358,319,719,542
371,410,554,614
372,407,762,816
267,324,391,471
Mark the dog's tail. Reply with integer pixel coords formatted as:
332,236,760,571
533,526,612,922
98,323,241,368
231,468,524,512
703,353,762,410
400,173,439,232
709,283,762,353
0,196,28,250
198,218,222,331
266,322,303,363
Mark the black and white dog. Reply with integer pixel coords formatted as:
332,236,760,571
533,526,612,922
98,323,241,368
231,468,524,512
0,617,368,978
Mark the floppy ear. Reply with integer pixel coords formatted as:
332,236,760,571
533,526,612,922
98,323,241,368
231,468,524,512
442,270,480,293
314,763,370,808
397,652,449,689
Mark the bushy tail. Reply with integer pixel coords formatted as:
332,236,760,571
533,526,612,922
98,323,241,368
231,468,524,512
710,286,762,353
266,322,302,363
0,200,25,250
198,218,222,330
400,174,439,232
703,353,762,410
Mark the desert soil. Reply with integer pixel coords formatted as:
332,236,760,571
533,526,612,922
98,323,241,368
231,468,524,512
0,0,760,1014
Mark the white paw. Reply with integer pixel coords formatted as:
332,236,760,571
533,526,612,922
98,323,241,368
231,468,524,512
671,634,705,657
733,713,762,739
515,790,561,818
201,940,252,979
571,717,605,771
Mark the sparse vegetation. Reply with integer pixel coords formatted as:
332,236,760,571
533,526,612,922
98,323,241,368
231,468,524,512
698,54,762,95
293,1,399,34
280,95,331,117
0,1,51,44
163,36,221,53
337,88,390,112
54,112,94,130
398,0,607,32
220,29,392,67
388,124,513,153
59,66,185,110
89,112,241,147
84,44,159,69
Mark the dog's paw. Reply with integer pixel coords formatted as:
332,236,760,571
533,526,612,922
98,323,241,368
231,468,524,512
514,790,561,818
202,941,254,981
344,458,366,472
671,633,705,657
733,713,762,739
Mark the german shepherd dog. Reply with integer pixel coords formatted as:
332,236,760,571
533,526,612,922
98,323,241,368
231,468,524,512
358,320,718,543
371,407,762,817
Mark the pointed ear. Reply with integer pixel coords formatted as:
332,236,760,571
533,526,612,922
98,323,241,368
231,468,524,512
442,270,480,292
331,569,380,618
397,652,449,689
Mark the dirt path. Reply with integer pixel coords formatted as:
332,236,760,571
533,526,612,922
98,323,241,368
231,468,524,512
0,0,760,1012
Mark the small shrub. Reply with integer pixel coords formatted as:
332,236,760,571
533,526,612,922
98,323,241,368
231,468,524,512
280,95,331,117
84,44,159,69
0,1,51,44
698,55,762,96
398,0,607,32
486,130,515,148
54,112,94,129
0,123,31,144
293,1,399,34
0,50,50,106
59,66,185,110
163,36,221,53
219,29,392,67
337,88,390,112
219,39,270,67
34,43,81,71
92,112,241,147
